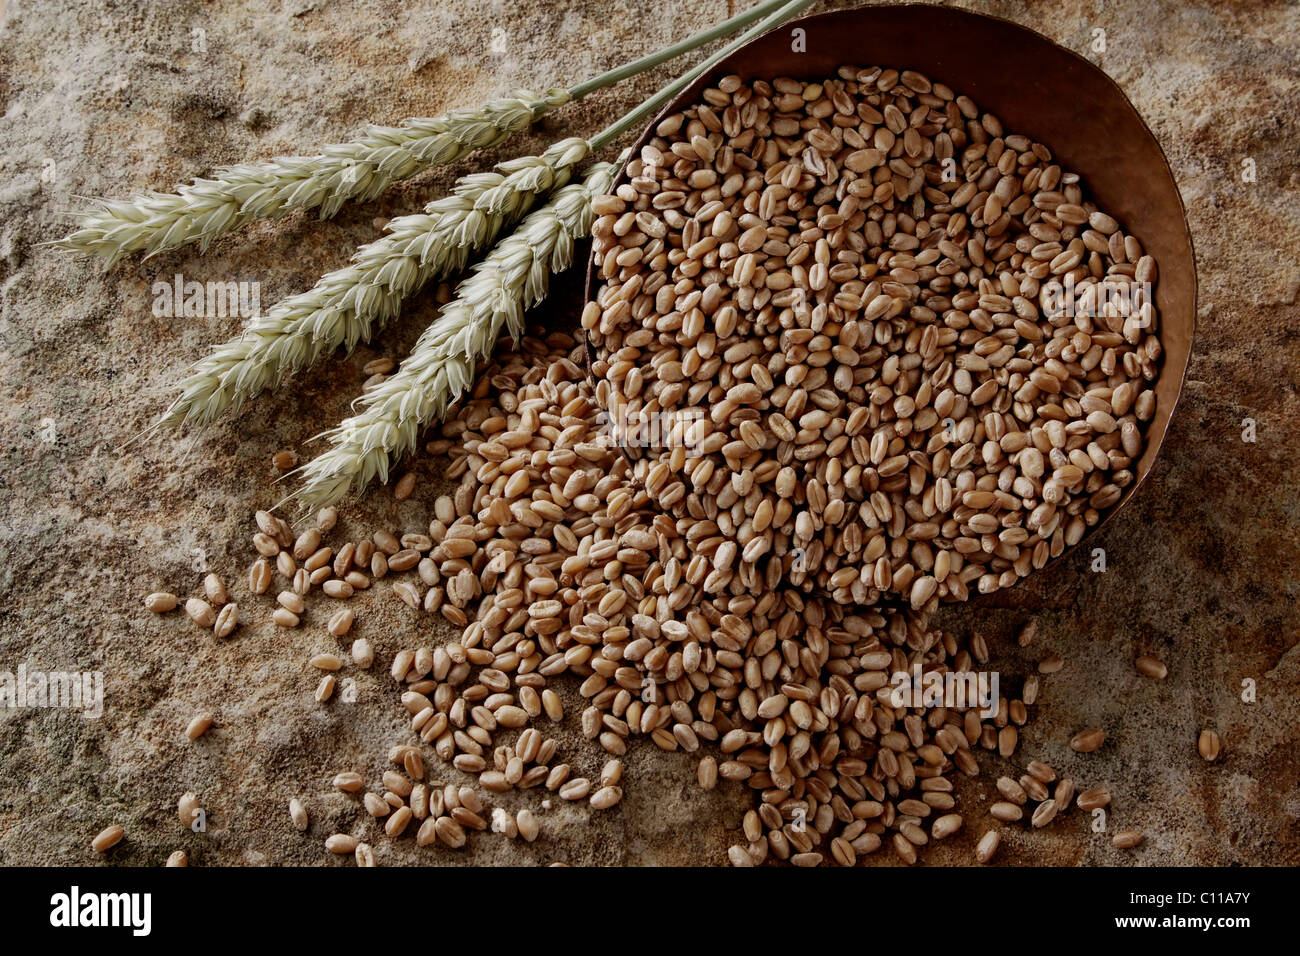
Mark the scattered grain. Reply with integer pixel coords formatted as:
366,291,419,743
1198,729,1221,762
91,825,124,852
1112,829,1143,849
1070,727,1106,753
185,713,213,740
145,592,177,613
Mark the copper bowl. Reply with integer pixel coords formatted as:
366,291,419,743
582,3,1196,592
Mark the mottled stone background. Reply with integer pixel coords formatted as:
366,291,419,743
0,0,1296,866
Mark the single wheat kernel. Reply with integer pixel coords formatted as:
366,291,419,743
516,808,540,842
558,778,591,801
1112,829,1144,848
316,506,338,533
213,603,239,638
289,798,309,831
990,802,1023,822
272,608,300,628
932,814,963,840
1198,729,1222,762
697,756,718,790
351,637,373,668
332,772,363,792
293,528,322,561
248,559,272,595
315,675,336,702
1027,760,1056,783
91,825,124,852
384,806,413,837
1076,786,1112,811
323,579,354,599
185,713,213,740
1070,727,1106,753
1135,655,1168,679
203,572,228,604
328,608,354,636
309,653,344,671
178,792,200,829
255,511,277,536
145,592,177,613
303,547,332,572
1030,800,1058,828
325,833,358,854
434,816,467,849
276,591,305,615
1054,778,1076,811
185,598,216,628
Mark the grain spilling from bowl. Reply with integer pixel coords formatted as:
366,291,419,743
139,63,1167,868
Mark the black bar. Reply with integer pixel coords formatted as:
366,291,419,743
1,865,1282,941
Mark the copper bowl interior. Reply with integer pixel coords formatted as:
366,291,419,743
582,3,1196,590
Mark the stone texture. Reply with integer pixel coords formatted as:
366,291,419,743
0,0,1296,866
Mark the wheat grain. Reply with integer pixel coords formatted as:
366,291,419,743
91,825,124,852
144,592,177,613
185,713,213,740
975,830,1001,863
159,138,591,428
589,63,1160,605
1113,829,1144,848
291,158,618,509
1198,729,1222,761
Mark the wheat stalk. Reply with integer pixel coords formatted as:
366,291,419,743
286,0,812,507
291,160,618,510
159,137,591,427
56,0,796,265
57,90,571,266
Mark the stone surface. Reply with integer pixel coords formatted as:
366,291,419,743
0,0,1296,866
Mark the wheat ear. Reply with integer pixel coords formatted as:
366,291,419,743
158,138,591,428
57,90,570,266
57,0,796,264
291,160,618,509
